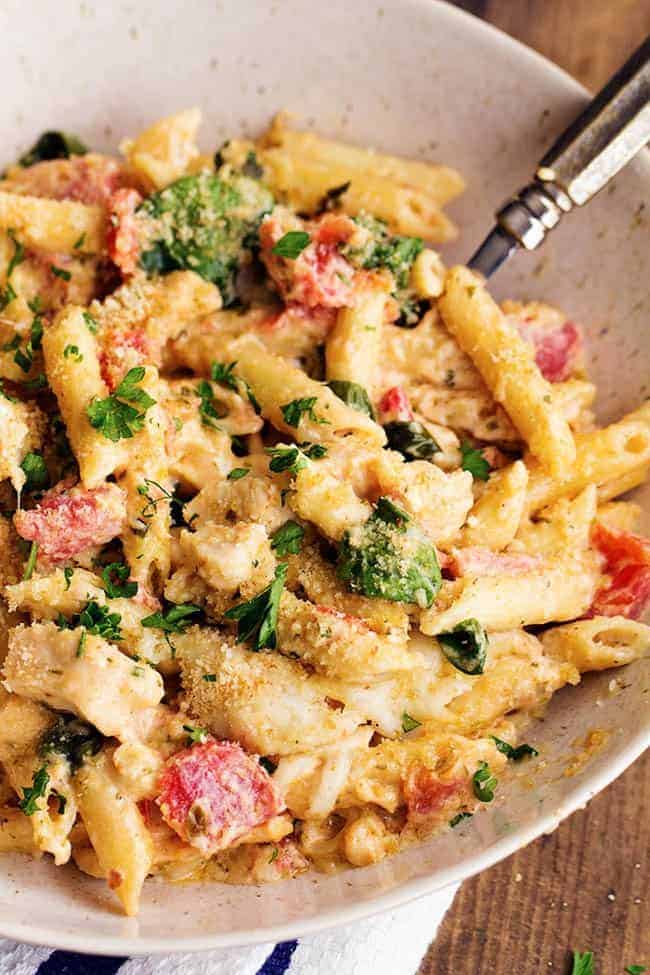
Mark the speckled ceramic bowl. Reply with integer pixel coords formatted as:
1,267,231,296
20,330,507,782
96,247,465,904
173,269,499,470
0,0,648,954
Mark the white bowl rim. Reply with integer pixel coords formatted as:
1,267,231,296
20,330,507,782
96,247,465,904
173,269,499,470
1,0,648,955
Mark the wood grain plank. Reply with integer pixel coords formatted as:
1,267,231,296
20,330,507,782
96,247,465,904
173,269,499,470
419,750,649,973
457,0,650,90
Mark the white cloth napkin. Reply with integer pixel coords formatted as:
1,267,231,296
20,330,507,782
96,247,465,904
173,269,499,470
0,883,458,975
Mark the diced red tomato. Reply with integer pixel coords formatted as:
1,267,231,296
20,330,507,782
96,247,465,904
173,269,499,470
404,766,464,821
98,325,149,391
512,307,583,383
449,547,542,578
14,482,127,565
589,523,650,619
107,188,143,277
156,739,285,855
378,385,413,423
259,214,355,309
8,155,127,206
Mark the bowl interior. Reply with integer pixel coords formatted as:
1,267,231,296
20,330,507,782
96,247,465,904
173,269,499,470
0,0,648,953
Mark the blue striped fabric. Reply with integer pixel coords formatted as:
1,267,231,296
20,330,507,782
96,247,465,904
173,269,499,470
35,951,128,975
30,942,299,975
255,941,298,975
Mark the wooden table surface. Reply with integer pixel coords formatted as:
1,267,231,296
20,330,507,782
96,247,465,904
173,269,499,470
419,2,650,973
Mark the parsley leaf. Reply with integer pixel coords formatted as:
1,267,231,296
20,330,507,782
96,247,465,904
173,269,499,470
23,541,38,580
18,766,49,815
272,230,311,259
102,562,138,599
491,736,538,762
281,396,329,428
224,562,288,650
570,952,595,975
271,520,304,556
6,229,25,278
624,967,646,974
327,380,374,418
196,379,227,429
183,724,209,745
63,567,73,590
266,443,327,474
460,440,491,481
86,366,156,442
20,452,49,492
82,311,98,334
227,467,249,481
40,715,103,771
79,601,122,641
141,602,201,633
63,344,83,362
210,360,239,392
472,761,497,803
51,265,71,281
384,420,440,461
19,130,87,167
202,673,217,682
337,496,441,607
449,811,473,828
438,619,488,675
401,712,421,733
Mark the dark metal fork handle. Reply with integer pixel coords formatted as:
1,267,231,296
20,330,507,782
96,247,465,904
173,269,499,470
469,36,650,276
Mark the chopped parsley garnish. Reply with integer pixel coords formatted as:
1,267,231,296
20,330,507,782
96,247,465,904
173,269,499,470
6,229,25,278
460,440,491,481
0,281,16,312
570,952,594,975
624,967,646,974
79,601,122,641
138,171,273,306
86,366,156,442
18,766,49,815
401,712,421,733
19,130,87,167
224,562,288,651
271,520,304,556
141,602,201,633
271,230,311,259
327,380,374,418
196,379,227,429
76,629,87,657
22,372,48,392
82,311,98,334
281,396,329,428
136,478,172,528
491,736,538,762
73,232,86,250
50,265,71,281
23,541,38,580
472,761,497,803
202,673,217,682
227,467,249,481
438,619,488,675
449,811,473,828
268,846,279,864
20,451,49,492
183,724,209,745
266,443,327,474
102,562,138,599
63,567,73,591
337,496,441,606
384,420,440,461
40,715,103,771
210,360,239,391
63,344,83,362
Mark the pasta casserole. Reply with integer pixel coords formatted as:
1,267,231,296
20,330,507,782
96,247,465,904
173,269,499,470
0,109,648,915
